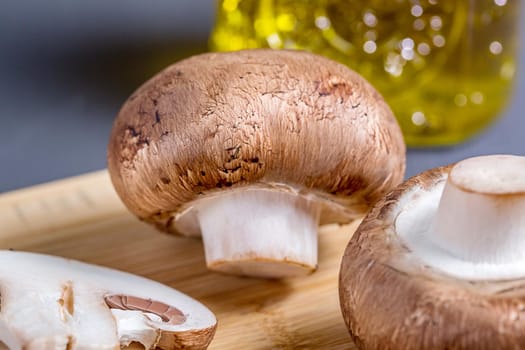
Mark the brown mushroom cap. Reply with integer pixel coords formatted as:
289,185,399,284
339,165,525,350
108,49,405,235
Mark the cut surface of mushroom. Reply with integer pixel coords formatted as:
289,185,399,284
0,251,216,350
396,154,525,279
108,49,406,278
339,154,525,350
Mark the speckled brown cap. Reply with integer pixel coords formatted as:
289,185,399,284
108,49,405,235
339,165,525,350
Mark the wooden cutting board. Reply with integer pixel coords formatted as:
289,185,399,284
0,171,360,349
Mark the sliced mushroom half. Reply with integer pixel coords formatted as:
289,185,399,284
0,251,216,350
340,154,525,349
108,49,406,278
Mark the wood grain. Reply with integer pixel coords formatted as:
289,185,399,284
0,171,359,349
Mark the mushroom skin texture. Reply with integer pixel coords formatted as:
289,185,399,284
108,49,405,278
0,251,216,350
339,155,525,350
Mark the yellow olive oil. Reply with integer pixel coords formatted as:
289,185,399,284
210,0,519,146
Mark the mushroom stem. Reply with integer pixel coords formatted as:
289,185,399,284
431,155,525,264
196,189,320,278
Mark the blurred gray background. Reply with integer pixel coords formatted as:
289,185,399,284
0,1,524,192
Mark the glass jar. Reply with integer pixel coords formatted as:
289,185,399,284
210,0,519,146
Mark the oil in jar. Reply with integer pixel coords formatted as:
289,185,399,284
210,0,519,146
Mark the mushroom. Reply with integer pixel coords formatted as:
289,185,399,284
108,49,405,278
0,250,216,349
339,154,525,349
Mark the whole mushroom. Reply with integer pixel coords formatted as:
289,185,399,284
340,154,525,349
0,251,216,350
108,49,405,278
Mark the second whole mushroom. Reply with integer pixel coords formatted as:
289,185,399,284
108,49,406,278
340,154,525,349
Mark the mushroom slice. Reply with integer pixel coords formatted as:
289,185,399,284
0,251,216,350
108,49,406,278
339,155,525,349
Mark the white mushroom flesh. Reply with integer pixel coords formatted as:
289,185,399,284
395,155,525,280
196,189,320,278
111,309,159,349
0,251,216,349
70,288,119,349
